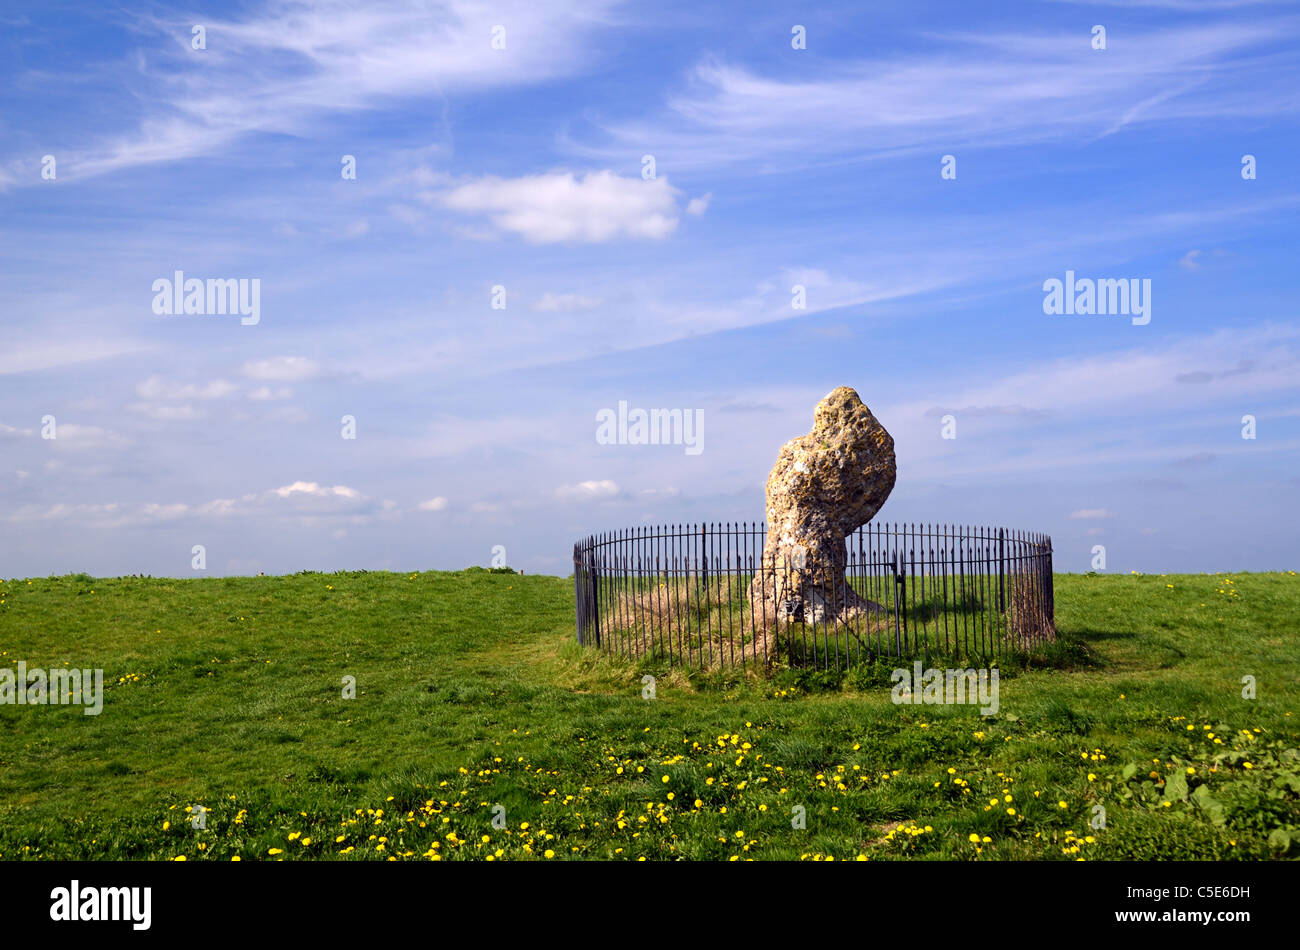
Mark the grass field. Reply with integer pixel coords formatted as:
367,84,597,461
0,568,1296,861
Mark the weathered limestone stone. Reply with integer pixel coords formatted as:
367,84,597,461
750,387,896,625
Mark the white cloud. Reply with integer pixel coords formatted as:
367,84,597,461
1069,508,1117,520
248,386,293,401
221,480,374,519
557,479,620,499
7,480,375,530
417,497,448,511
686,192,712,215
128,377,235,421
136,376,236,400
242,357,321,382
440,171,682,243
274,481,361,500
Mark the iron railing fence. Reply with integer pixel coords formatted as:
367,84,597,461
573,521,1054,670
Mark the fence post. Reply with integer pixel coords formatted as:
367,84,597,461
591,552,601,648
700,522,708,597
574,543,584,645
998,527,1005,614
893,552,904,656
1044,535,1055,635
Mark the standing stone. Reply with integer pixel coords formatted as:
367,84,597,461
750,387,896,626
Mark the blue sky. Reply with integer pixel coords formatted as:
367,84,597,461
1,0,1298,578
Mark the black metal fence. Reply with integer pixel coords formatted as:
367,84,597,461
573,522,1054,670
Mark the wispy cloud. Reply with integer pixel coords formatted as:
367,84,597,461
572,20,1300,169
6,0,623,184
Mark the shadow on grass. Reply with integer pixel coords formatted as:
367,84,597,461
1066,626,1188,669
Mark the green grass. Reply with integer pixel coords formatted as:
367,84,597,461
0,568,1296,861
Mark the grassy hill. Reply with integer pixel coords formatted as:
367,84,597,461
0,568,1296,861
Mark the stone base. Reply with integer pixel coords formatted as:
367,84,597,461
747,574,887,626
